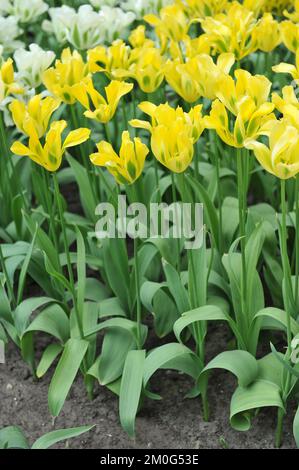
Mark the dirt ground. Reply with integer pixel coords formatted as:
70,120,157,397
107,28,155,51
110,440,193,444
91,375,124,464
0,322,296,450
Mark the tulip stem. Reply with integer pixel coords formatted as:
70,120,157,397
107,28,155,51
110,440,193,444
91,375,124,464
171,172,181,271
53,173,84,339
277,179,293,448
134,236,142,350
295,175,299,312
237,148,248,345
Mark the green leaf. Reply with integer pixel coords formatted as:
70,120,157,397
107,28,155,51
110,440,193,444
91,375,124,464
162,260,190,314
255,307,299,335
187,175,219,250
199,350,259,390
0,426,29,449
85,317,148,346
24,304,69,343
36,344,63,378
143,343,200,391
173,305,238,343
48,338,88,417
119,350,145,437
17,224,37,304
293,405,299,448
31,425,94,449
76,227,86,320
67,155,96,222
230,380,284,431
15,297,59,337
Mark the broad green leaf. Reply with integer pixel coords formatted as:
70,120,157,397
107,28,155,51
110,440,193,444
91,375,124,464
255,307,299,336
24,304,69,343
31,425,94,449
48,338,88,417
0,426,29,449
15,297,58,337
293,405,299,448
119,350,145,437
36,344,63,378
162,260,190,314
199,350,259,390
230,380,284,431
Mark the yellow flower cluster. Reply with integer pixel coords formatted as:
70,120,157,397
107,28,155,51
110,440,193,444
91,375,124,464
5,0,299,183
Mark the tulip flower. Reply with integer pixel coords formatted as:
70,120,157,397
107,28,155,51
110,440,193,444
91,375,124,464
280,21,299,53
43,48,89,104
177,0,228,18
128,25,155,49
150,121,195,173
14,44,55,89
0,16,24,54
164,53,234,103
284,0,299,22
130,101,204,143
6,0,48,24
246,119,299,180
10,121,90,172
144,4,190,50
90,130,149,184
116,47,165,94
255,13,281,52
130,102,204,172
200,2,258,60
273,49,299,83
9,94,61,139
205,70,275,147
0,58,23,104
72,78,133,123
88,40,132,78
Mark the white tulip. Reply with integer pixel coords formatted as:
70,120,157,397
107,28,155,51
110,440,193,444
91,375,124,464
99,6,136,43
67,4,105,50
5,0,48,23
42,6,77,45
122,0,173,18
90,0,118,8
14,44,55,89
0,16,24,54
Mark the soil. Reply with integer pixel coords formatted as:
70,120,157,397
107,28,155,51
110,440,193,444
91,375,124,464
0,323,296,449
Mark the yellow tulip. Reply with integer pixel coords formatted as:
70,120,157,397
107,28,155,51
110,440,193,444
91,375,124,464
205,70,275,148
243,0,265,17
280,21,299,53
284,0,299,22
200,3,258,60
272,85,299,131
116,47,165,94
72,78,133,123
165,53,235,103
246,119,299,180
183,35,211,59
255,13,281,52
273,49,299,83
262,0,293,15
177,0,228,18
272,85,299,115
9,94,61,138
164,58,202,103
151,121,195,173
128,26,155,49
90,130,149,185
0,58,23,102
11,120,90,172
144,4,190,47
87,40,132,79
43,48,89,104
130,102,204,173
130,101,204,144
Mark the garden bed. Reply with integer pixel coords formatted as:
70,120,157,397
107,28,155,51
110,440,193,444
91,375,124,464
1,326,296,449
